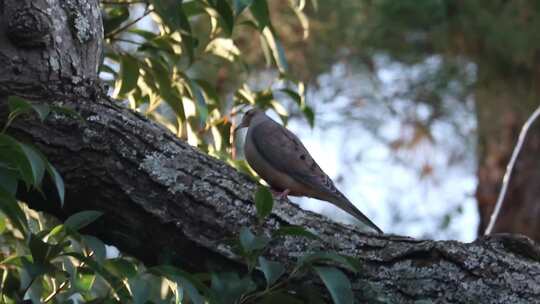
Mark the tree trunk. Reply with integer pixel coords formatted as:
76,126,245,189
1,0,540,303
475,63,540,241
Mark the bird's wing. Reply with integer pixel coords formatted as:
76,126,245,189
251,118,384,234
250,119,342,199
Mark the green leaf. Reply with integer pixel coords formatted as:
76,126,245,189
313,266,353,304
0,166,18,196
4,96,50,131
46,224,65,239
64,210,103,231
255,186,273,219
0,134,34,187
205,38,241,62
129,274,151,304
262,27,288,74
0,187,28,234
145,58,186,124
302,105,315,128
250,0,271,29
0,213,6,233
30,231,71,263
29,234,52,264
0,136,47,188
73,268,96,292
103,6,130,36
296,252,360,273
8,95,32,113
184,78,208,124
239,227,269,253
278,88,302,106
21,256,55,282
259,291,303,304
210,272,256,304
258,257,285,287
18,143,46,187
32,104,51,122
103,258,137,279
214,0,234,36
175,275,205,304
273,225,320,240
61,252,131,299
46,163,65,207
151,0,195,61
116,55,140,97
294,284,326,304
82,235,107,263
149,265,206,304
233,0,254,15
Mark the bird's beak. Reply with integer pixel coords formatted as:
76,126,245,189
233,122,248,134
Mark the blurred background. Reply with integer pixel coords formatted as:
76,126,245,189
101,0,540,242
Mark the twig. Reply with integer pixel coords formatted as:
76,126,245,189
105,6,154,39
484,105,540,235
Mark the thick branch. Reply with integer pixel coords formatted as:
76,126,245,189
1,90,539,303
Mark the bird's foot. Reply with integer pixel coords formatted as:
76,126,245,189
271,189,290,200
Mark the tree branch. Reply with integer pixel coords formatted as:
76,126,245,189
1,92,539,303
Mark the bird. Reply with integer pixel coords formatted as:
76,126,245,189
234,108,383,234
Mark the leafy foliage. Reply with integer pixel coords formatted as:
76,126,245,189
100,0,315,172
0,1,360,302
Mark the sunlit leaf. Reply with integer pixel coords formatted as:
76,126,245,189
205,38,241,61
0,213,5,233
103,258,137,279
262,27,288,74
151,0,195,61
73,268,96,292
149,265,206,304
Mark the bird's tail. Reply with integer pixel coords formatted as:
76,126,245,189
331,195,383,234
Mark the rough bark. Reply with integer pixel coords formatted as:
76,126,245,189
0,91,539,303
0,0,539,303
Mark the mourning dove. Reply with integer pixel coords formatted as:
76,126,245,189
235,108,383,234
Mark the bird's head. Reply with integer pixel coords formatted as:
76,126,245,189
234,108,264,132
